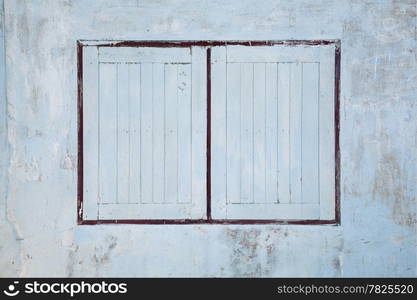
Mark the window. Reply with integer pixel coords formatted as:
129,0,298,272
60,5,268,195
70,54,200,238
77,40,340,225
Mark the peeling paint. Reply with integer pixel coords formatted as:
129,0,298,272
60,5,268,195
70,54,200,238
60,152,76,170
373,153,416,227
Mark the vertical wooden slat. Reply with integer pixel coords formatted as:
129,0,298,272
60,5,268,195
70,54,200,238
319,45,336,219
211,47,227,218
152,63,165,204
253,63,267,203
177,64,192,204
128,64,141,204
265,63,278,204
302,63,320,204
99,63,118,204
240,63,254,204
140,63,153,203
277,63,291,204
164,64,178,203
117,64,130,204
83,47,99,219
290,63,302,203
191,46,207,218
226,63,241,204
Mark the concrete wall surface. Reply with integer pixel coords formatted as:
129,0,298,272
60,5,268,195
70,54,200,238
0,0,416,277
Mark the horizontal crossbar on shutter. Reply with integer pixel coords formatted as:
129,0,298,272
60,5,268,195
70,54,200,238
225,45,320,63
98,203,206,220
99,47,191,63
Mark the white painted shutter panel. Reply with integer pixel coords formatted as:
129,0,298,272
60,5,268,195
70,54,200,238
82,46,207,220
211,45,336,220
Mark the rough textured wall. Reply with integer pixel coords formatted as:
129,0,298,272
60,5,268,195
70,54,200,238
0,0,415,277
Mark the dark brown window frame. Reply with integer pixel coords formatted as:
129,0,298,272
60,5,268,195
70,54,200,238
77,40,341,226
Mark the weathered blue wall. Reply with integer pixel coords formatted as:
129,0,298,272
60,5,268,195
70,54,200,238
0,0,415,277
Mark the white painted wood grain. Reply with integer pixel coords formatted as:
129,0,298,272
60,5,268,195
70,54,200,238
99,203,203,220
302,63,320,204
99,63,117,205
226,63,241,204
210,45,336,220
152,63,165,204
116,64,130,204
265,63,279,204
240,63,254,204
225,203,320,220
140,63,154,204
84,44,336,221
319,45,336,220
99,47,191,63
226,45,320,63
211,47,227,218
253,63,267,204
164,63,178,204
82,46,99,219
190,46,207,218
83,46,207,219
177,64,192,204
290,62,302,203
277,63,291,204
128,63,141,204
